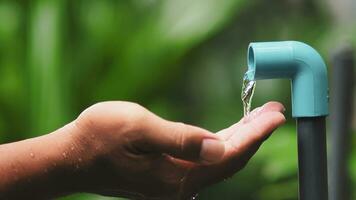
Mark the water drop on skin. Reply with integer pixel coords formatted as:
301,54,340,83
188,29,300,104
62,152,67,158
30,152,35,158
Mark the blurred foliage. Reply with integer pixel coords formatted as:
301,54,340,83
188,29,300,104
0,0,355,199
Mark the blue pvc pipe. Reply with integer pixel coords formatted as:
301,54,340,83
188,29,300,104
245,41,329,118
245,41,329,200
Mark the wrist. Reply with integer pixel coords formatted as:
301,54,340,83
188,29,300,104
37,122,86,197
47,121,99,195
62,120,113,194
28,121,99,197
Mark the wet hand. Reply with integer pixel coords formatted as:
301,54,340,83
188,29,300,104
72,101,285,199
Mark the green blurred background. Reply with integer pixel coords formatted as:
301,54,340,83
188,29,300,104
0,0,355,199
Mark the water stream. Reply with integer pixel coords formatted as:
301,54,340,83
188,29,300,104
241,73,256,117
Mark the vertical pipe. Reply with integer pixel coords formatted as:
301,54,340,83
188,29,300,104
297,117,328,200
329,47,354,200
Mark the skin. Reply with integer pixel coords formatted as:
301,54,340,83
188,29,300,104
0,101,285,200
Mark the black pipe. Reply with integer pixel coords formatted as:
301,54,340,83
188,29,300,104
329,47,354,200
297,117,328,200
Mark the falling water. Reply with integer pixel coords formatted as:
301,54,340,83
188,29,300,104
241,73,256,116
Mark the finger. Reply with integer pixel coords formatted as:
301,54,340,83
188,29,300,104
207,112,285,179
243,101,285,123
216,126,238,141
180,111,286,193
218,112,285,182
144,119,225,164
216,106,262,140
218,101,285,140
228,111,286,154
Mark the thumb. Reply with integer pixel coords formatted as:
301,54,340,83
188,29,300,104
144,119,225,164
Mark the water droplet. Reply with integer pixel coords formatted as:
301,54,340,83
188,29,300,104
71,146,75,151
30,152,35,158
62,152,67,158
190,193,198,200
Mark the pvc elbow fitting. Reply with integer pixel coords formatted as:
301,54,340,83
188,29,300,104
246,41,329,117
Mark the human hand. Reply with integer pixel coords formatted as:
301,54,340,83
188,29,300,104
71,101,285,199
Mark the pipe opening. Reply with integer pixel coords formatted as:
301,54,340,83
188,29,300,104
248,46,255,70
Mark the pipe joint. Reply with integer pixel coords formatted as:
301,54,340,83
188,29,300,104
246,41,329,117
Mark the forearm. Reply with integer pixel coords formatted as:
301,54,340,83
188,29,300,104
0,122,84,199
